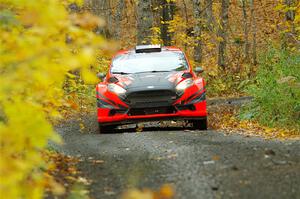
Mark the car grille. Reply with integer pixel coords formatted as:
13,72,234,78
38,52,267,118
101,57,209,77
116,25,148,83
128,106,176,116
125,90,176,108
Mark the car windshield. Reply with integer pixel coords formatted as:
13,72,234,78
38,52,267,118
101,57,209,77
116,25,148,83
111,51,188,74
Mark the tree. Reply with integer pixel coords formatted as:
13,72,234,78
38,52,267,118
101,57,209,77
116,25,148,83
217,0,229,69
242,0,250,62
161,0,176,46
204,0,215,31
182,0,189,50
84,0,113,38
115,0,125,38
105,0,113,38
283,0,298,48
193,0,203,63
249,0,257,65
0,1,104,198
285,0,295,22
137,0,154,44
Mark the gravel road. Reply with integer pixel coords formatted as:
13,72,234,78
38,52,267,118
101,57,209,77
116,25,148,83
54,115,300,199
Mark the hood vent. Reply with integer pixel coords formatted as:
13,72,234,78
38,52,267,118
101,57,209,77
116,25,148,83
182,72,193,78
108,76,119,83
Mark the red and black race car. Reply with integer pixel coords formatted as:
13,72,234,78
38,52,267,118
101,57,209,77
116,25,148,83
96,45,207,133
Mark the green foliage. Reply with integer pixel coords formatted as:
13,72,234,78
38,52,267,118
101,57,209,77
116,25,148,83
204,70,252,97
241,47,300,129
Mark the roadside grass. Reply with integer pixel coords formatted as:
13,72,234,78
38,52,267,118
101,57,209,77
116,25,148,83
240,47,300,131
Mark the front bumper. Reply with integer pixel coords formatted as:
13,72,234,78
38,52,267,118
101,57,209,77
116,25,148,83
97,100,207,126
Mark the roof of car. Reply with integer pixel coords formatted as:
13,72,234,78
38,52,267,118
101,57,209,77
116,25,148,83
114,46,183,57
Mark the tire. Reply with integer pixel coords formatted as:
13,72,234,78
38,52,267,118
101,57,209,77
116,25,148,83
191,117,208,130
98,123,116,134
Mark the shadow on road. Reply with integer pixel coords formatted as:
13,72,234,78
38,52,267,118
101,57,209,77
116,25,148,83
111,123,196,134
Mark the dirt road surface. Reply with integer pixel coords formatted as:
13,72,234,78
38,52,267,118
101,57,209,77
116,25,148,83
53,115,300,199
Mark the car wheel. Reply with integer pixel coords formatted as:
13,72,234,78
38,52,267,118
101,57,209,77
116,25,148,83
98,123,116,134
191,117,207,130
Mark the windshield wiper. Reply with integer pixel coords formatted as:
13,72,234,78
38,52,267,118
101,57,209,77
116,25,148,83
135,70,171,74
112,72,131,75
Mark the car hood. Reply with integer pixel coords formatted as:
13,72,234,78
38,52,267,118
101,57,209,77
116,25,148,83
115,71,185,92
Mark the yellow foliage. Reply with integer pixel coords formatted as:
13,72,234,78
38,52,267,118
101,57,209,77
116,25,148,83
150,26,163,45
122,184,174,199
276,0,300,44
0,0,105,198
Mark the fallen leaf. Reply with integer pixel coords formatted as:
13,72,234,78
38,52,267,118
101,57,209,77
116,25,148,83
212,155,220,161
92,160,104,164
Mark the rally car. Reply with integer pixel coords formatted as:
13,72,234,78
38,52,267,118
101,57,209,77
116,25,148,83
96,45,207,133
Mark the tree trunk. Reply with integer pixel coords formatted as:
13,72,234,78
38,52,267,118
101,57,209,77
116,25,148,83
85,0,113,38
242,0,250,62
182,0,189,51
250,0,257,66
136,0,153,44
102,0,113,38
114,0,125,38
283,0,297,47
204,0,215,31
160,0,176,46
285,0,295,22
217,0,229,69
193,0,203,63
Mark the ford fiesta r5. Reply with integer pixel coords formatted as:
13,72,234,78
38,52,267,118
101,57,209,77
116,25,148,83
96,45,207,133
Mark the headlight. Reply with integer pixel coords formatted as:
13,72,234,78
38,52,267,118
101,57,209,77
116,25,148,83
176,78,194,94
108,83,126,95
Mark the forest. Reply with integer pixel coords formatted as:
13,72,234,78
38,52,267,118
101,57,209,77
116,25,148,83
0,0,299,198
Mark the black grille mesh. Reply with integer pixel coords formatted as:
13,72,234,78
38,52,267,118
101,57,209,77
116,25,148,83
129,106,176,116
125,90,176,108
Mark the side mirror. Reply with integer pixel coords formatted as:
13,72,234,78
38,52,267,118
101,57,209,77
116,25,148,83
194,66,204,74
97,72,106,79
